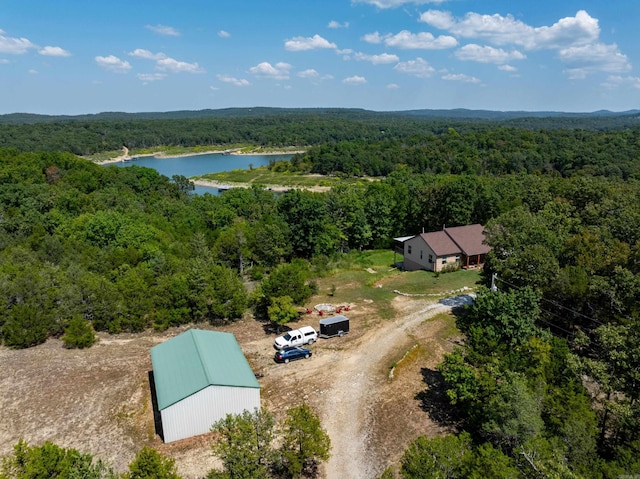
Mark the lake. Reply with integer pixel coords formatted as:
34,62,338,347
112,152,293,195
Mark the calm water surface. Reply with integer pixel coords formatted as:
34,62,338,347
113,153,293,194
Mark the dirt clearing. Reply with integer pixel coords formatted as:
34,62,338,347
0,294,470,478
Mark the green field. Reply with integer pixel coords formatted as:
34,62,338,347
197,166,375,189
311,250,482,320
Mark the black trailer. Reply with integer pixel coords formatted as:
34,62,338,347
319,315,350,338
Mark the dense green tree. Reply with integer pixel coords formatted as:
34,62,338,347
268,296,299,332
463,443,519,479
0,439,116,479
479,372,544,450
459,287,541,351
126,446,181,479
438,348,478,406
277,190,332,258
280,403,331,479
61,315,97,349
258,261,314,315
210,408,277,479
400,433,472,479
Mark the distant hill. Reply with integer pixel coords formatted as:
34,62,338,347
394,108,640,120
2,107,639,125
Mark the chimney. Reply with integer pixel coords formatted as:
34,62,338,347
443,224,446,230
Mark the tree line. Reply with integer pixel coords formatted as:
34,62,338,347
292,127,640,178
2,109,640,157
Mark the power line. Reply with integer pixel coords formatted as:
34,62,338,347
494,276,607,328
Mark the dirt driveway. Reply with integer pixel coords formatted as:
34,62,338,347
0,294,470,478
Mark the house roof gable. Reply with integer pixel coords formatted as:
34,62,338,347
419,231,461,256
444,224,491,256
151,329,260,410
416,224,490,257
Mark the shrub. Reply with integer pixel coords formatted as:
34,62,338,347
62,315,97,349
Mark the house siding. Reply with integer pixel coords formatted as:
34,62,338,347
403,236,438,271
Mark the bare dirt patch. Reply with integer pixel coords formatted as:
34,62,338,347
0,294,468,478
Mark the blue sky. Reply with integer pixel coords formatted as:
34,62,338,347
1,0,639,114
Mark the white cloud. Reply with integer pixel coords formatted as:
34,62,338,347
0,59,9,64
217,74,251,86
455,44,525,64
0,31,36,54
534,10,600,50
137,73,167,82
156,57,204,73
353,52,399,64
28,69,38,74
419,10,454,30
366,30,457,49
328,20,349,29
39,46,71,57
442,73,480,83
249,61,292,80
218,30,231,38
129,49,203,75
285,34,337,51
499,64,517,72
145,24,180,37
129,49,167,60
602,75,640,90
352,0,450,9
386,83,399,89
362,32,384,44
343,75,367,85
393,57,435,78
297,69,320,78
420,9,599,51
95,55,132,73
559,43,631,79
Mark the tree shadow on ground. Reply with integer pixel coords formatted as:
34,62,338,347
415,368,464,429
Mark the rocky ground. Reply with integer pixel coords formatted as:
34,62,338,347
0,293,470,478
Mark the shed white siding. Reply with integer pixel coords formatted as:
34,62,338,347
161,385,260,443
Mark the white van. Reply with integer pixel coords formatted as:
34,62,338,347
274,326,318,349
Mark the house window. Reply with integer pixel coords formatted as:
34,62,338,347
420,251,423,259
455,255,460,261
428,254,433,263
442,257,447,264
407,245,412,255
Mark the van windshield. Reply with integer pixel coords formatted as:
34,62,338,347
283,333,292,341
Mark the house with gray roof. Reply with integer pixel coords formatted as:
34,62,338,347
397,224,491,272
150,329,260,443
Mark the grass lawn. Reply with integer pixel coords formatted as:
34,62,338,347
198,166,378,189
311,250,483,320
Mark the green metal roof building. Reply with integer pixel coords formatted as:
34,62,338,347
151,329,260,443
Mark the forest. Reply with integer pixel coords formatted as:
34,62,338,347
1,110,639,477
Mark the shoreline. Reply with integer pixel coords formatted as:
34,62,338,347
192,178,330,193
95,147,305,165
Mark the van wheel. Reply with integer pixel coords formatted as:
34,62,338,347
308,339,315,344
338,331,344,337
284,358,290,364
304,354,310,359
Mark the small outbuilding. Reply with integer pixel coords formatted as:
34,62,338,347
319,315,350,338
150,329,260,443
